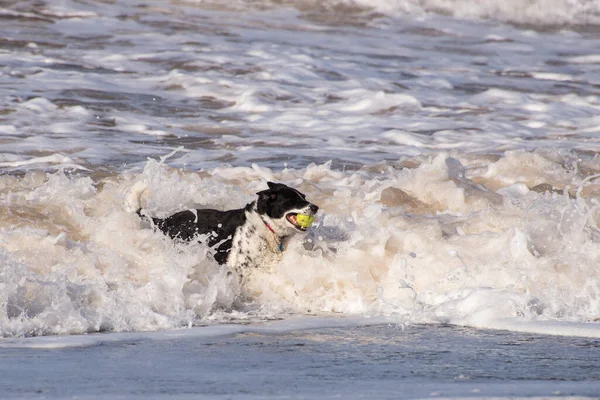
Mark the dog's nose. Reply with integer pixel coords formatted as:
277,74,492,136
309,204,319,214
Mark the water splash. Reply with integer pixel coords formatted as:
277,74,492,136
2,150,600,337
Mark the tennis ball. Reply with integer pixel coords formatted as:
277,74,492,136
296,214,315,229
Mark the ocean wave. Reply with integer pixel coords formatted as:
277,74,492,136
2,151,600,337
185,0,600,26
360,0,600,26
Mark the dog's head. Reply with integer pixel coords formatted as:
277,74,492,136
256,182,319,236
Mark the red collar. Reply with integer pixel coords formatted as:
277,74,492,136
263,219,277,235
261,218,284,252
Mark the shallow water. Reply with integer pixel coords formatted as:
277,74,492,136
2,0,600,344
2,321,600,399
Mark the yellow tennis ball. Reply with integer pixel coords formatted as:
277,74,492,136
296,214,315,229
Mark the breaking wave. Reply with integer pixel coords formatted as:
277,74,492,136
2,150,600,337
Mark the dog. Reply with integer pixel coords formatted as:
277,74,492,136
127,182,318,277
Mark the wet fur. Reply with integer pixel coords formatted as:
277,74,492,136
130,182,318,276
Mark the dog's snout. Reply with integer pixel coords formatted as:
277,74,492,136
309,204,319,214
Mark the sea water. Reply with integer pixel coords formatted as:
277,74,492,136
1,0,600,397
1,320,600,399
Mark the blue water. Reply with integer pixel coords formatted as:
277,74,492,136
2,323,600,398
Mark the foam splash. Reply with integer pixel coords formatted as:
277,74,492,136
0,163,239,337
1,150,600,337
186,0,600,26
358,0,600,26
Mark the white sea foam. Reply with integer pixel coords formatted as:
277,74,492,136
1,151,600,338
184,0,600,26
367,0,600,25
0,154,87,170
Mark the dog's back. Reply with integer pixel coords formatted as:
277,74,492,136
148,206,250,264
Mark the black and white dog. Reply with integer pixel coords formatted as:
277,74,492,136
127,182,318,276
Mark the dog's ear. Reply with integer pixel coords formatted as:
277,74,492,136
256,189,277,200
256,189,277,214
259,182,280,199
